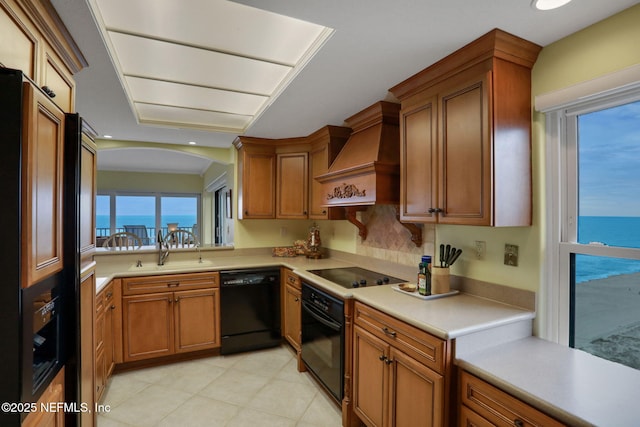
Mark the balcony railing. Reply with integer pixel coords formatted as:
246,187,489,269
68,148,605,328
96,226,197,246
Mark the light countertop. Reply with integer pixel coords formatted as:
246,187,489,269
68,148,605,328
457,336,640,427
92,249,640,425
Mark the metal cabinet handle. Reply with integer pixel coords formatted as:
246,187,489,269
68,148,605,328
294,297,299,302
167,282,180,287
322,210,327,215
106,292,113,298
385,358,393,365
382,327,397,338
42,85,56,98
428,207,443,214
110,305,115,310
514,420,524,427
175,297,180,303
379,355,386,361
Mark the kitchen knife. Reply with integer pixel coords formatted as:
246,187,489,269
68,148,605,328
445,244,451,266
447,247,456,266
439,244,445,267
448,248,463,266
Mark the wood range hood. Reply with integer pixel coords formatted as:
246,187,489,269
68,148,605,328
315,101,422,246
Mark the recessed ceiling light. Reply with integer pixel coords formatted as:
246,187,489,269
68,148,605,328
188,141,197,145
103,135,113,138
532,0,572,10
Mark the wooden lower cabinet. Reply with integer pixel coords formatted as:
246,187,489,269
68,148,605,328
22,367,65,427
282,268,302,350
174,288,219,353
79,269,95,427
352,301,448,427
123,287,220,362
95,281,116,402
459,371,566,427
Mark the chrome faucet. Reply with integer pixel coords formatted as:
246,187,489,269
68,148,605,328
157,230,170,265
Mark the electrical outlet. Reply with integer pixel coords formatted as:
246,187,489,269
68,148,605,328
280,227,288,237
474,240,486,259
504,244,519,266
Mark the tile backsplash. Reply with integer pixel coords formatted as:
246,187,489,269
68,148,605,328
355,205,435,267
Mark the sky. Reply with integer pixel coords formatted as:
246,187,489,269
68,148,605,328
578,99,640,217
96,195,197,216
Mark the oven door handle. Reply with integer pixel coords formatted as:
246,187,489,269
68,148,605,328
302,301,342,331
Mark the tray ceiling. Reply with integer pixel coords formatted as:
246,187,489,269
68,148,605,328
88,0,333,133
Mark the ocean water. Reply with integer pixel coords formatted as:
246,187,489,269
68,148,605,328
96,215,197,231
576,216,640,283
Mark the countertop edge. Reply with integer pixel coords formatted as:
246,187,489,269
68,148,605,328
456,336,640,427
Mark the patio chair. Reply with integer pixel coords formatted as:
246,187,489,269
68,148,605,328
123,225,150,245
102,231,143,250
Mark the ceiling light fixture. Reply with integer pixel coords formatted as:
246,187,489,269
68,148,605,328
103,135,113,138
188,141,197,145
531,0,572,10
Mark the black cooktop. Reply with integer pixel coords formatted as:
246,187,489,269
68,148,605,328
307,267,405,289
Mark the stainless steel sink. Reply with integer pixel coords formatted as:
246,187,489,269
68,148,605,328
128,259,214,272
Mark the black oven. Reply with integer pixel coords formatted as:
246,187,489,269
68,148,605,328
301,283,344,402
21,276,63,404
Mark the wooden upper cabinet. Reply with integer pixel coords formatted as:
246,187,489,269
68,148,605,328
391,29,541,227
1,0,86,112
235,140,276,219
277,152,308,219
42,41,75,112
21,82,64,288
79,123,98,266
308,126,350,220
0,0,39,80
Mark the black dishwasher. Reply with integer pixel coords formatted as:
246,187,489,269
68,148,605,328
220,268,281,355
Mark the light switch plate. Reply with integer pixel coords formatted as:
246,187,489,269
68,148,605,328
504,244,519,266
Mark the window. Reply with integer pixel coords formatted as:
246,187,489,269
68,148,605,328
97,192,201,245
545,88,640,370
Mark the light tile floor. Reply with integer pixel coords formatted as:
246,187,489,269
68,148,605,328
97,345,342,427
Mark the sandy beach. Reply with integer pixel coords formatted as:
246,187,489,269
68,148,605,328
574,272,640,369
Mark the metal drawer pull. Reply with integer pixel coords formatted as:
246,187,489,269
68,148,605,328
382,327,397,337
379,355,386,361
514,420,524,427
167,282,180,287
385,358,393,365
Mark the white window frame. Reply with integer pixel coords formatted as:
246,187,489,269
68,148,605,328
542,81,640,345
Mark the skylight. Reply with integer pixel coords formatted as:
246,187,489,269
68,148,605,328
88,0,333,134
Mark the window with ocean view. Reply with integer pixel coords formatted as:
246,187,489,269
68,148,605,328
97,193,201,246
568,98,640,369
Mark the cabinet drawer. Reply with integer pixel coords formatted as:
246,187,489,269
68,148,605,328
284,269,301,289
354,301,446,374
122,272,219,295
460,371,566,427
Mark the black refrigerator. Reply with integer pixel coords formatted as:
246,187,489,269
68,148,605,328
0,67,82,426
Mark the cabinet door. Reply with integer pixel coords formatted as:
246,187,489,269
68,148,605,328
79,270,96,426
438,73,491,225
242,150,276,218
174,288,219,353
400,97,438,222
103,288,115,377
277,152,308,219
42,42,75,113
283,284,301,349
123,292,174,361
459,405,494,427
21,82,65,288
22,367,65,427
79,132,97,262
0,0,39,80
353,325,389,427
388,348,444,427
